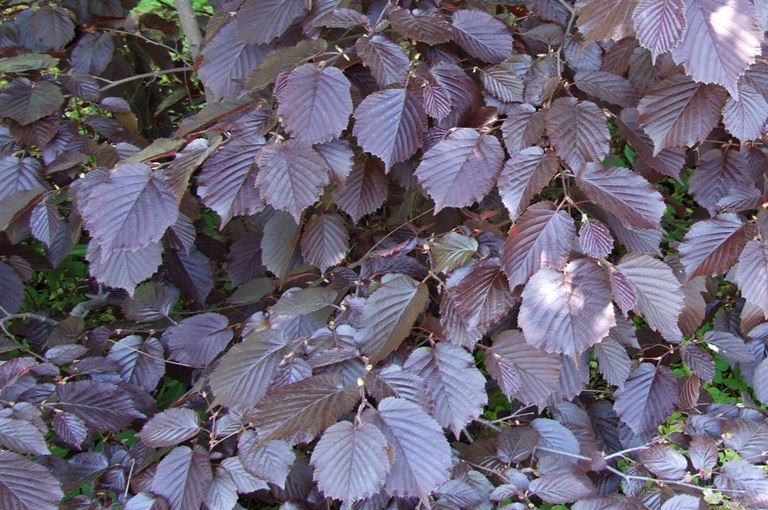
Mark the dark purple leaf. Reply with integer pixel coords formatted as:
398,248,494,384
637,75,728,154
139,408,200,447
0,451,63,510
150,446,212,510
734,239,768,318
451,10,513,64
679,214,750,279
0,78,63,126
364,397,452,503
0,416,49,455
453,258,515,329
353,88,427,170
235,0,307,44
310,421,391,504
164,246,213,304
404,343,487,436
71,33,114,75
414,128,504,211
238,433,295,487
389,8,453,45
260,211,300,279
546,98,610,169
255,140,329,222
55,380,145,432
519,258,616,357
108,335,165,393
574,71,638,107
530,467,595,503
575,0,637,42
334,159,388,222
165,313,233,368
639,445,688,479
576,163,665,229
276,64,352,143
356,275,428,363
486,329,562,406
614,363,677,433
300,213,349,273
210,329,288,409
671,0,761,98
500,201,576,289
355,35,409,87
632,0,686,62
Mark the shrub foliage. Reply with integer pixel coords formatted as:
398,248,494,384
1,0,768,508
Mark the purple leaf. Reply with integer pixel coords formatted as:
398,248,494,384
0,451,63,510
637,75,728,155
334,159,388,223
82,163,178,252
311,421,391,503
71,33,114,75
389,8,453,45
575,0,637,42
734,239,768,318
165,313,233,368
139,408,200,447
404,343,487,436
575,163,665,230
276,64,353,143
238,433,295,488
255,140,329,222
414,128,504,211
500,201,576,289
150,446,212,510
209,329,288,409
353,88,427,170
632,0,686,62
0,78,63,126
453,258,515,329
300,213,349,273
86,241,162,296
579,219,614,258
679,214,750,279
519,258,616,357
235,0,307,44
614,363,677,433
546,98,610,169
55,380,145,432
355,35,409,87
671,0,761,98
364,397,452,503
451,10,513,64
355,275,428,363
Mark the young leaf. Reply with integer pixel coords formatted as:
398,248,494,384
310,421,391,504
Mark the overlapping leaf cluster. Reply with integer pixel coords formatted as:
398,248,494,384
1,0,768,508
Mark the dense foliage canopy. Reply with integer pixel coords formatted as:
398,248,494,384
1,0,768,508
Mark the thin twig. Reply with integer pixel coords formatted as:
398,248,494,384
99,67,194,93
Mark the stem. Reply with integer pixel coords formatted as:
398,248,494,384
175,0,203,60
99,67,194,93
